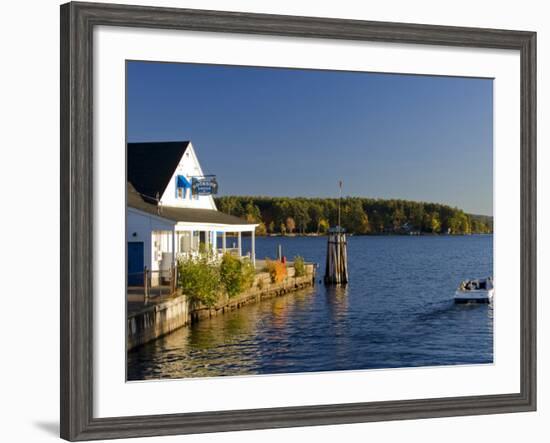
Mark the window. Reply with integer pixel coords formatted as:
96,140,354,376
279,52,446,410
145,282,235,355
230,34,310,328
179,232,191,253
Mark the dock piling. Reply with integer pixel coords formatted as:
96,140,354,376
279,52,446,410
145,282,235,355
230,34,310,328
324,226,348,285
324,180,349,285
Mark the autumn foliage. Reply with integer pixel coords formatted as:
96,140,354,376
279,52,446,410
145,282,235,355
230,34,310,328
265,259,287,283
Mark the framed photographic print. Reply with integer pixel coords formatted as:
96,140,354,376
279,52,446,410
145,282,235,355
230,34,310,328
60,1,536,441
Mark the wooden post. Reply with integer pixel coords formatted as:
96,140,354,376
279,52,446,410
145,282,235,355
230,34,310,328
324,227,348,285
211,230,217,255
251,229,256,268
172,229,177,291
143,266,149,303
170,265,176,295
175,263,179,293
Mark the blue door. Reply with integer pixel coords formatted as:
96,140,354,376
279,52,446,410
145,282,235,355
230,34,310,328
127,242,144,286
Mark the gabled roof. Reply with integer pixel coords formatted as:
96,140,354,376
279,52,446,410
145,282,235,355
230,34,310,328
127,183,256,226
127,141,190,200
127,181,166,216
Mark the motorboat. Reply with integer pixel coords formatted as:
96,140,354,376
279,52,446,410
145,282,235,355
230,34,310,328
454,277,494,303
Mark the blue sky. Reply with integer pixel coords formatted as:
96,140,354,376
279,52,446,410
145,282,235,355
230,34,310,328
127,61,493,216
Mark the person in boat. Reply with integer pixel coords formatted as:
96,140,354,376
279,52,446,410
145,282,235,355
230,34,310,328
458,277,493,293
464,280,479,291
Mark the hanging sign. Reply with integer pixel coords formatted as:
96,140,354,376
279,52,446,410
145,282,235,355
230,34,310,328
192,176,219,195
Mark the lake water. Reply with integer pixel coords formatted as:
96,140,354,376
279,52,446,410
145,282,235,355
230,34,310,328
127,235,493,380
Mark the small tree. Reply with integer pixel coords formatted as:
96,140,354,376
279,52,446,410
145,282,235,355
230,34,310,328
318,218,330,234
392,207,405,231
244,201,262,222
285,217,296,234
255,222,267,236
294,256,306,277
308,203,324,233
241,258,256,290
430,212,441,233
292,204,311,234
343,201,370,234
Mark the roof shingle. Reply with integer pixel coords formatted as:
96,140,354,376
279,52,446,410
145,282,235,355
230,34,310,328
127,141,190,199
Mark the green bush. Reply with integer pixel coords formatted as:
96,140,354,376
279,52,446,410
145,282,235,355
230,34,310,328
220,254,256,298
241,258,256,289
219,254,242,298
178,256,220,307
178,252,258,305
294,256,306,277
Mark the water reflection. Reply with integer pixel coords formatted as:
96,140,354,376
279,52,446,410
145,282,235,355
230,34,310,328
128,288,319,380
325,285,349,319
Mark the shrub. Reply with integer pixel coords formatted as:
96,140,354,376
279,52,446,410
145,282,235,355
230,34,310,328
198,242,208,254
241,258,256,290
265,259,287,283
178,256,220,307
294,256,306,277
220,254,242,298
220,253,256,298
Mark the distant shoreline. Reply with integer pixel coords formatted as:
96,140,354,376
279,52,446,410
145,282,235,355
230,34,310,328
257,232,494,238
215,196,493,237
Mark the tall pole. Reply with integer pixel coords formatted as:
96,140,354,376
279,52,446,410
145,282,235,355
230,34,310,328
338,180,343,229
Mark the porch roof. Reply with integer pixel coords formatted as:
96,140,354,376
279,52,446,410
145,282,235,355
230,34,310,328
128,182,256,227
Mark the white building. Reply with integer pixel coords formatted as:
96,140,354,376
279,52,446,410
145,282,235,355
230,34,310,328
127,141,257,286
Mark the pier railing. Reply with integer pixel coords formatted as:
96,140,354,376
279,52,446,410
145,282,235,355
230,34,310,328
127,266,177,305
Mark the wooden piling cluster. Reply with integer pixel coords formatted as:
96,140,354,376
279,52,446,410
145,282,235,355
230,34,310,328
324,227,348,285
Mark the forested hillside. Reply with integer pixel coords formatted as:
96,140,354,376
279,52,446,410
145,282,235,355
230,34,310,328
215,196,493,236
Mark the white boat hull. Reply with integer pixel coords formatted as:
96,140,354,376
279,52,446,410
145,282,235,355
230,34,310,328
454,288,494,303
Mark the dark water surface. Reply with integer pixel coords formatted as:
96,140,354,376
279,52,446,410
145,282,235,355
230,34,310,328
127,235,493,380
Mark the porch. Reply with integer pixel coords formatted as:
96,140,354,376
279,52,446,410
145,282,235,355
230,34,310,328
128,223,258,301
174,225,257,266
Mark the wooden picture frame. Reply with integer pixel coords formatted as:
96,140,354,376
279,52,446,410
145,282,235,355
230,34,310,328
60,2,536,440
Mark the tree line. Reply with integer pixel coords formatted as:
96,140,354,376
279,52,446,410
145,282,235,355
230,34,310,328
215,196,493,236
